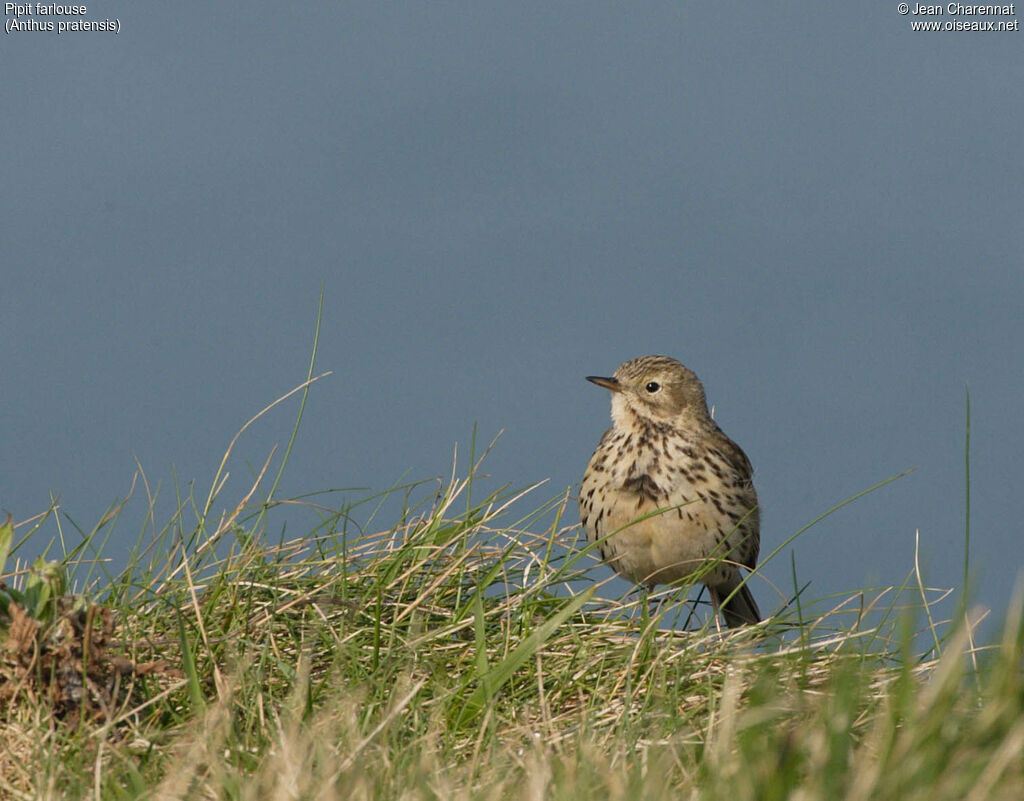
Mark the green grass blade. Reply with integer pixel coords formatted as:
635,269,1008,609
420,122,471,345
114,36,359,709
455,586,594,726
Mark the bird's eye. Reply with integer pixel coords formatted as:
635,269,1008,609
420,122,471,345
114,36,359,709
645,381,661,393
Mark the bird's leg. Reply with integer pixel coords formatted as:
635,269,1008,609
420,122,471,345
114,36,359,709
637,584,653,627
645,584,679,629
705,586,725,631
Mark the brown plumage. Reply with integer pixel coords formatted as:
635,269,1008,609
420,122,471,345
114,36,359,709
579,355,761,628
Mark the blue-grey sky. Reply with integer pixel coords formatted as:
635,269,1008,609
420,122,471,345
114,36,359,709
5,3,1023,629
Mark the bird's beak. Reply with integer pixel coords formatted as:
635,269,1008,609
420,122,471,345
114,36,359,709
586,375,623,392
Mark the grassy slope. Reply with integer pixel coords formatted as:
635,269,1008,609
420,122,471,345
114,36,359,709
2,355,1020,799
2,448,1021,801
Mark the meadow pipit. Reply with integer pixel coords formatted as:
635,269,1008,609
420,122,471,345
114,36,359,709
579,355,761,628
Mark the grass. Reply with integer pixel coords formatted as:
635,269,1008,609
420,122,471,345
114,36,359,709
2,364,1021,798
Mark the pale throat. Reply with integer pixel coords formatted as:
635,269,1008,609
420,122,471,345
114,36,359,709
609,392,704,435
609,392,640,431
610,393,668,432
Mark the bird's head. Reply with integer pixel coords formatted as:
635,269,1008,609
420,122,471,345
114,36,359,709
587,354,710,428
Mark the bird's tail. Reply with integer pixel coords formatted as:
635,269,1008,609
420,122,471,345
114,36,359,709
711,578,761,629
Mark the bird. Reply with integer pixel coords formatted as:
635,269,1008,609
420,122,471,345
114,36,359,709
579,355,761,628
